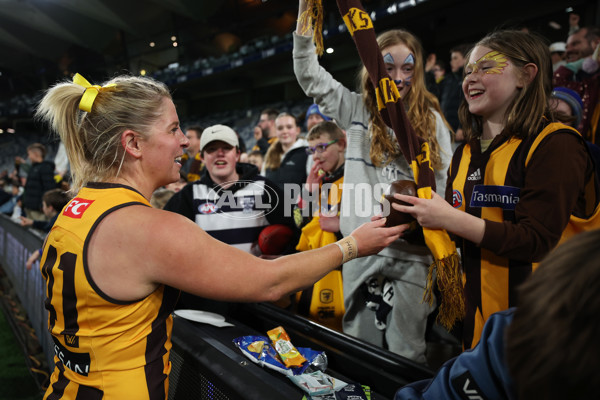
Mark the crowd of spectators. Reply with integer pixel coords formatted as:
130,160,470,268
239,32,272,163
1,4,598,396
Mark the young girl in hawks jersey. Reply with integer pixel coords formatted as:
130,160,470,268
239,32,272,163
394,30,600,350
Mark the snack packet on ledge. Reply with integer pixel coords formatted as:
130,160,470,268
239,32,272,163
232,335,327,376
267,326,307,368
289,370,347,396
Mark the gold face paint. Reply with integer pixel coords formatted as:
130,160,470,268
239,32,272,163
464,51,509,79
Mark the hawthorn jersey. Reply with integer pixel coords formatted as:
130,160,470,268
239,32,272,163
448,122,600,349
41,182,179,400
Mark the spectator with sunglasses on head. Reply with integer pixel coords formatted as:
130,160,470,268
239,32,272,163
294,121,347,330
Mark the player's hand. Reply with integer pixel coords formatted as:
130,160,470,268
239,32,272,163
349,216,408,257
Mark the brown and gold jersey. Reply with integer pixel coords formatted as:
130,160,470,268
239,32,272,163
448,122,600,350
41,182,179,400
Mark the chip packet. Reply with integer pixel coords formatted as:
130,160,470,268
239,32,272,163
233,335,327,376
267,326,307,368
232,335,289,375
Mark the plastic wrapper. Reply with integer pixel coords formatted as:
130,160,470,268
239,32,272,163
302,383,370,400
267,326,307,368
335,383,370,399
233,335,327,376
232,335,289,375
289,370,347,396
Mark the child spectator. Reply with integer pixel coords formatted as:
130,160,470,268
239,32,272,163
305,103,332,132
247,149,264,171
295,121,346,330
393,30,600,350
20,188,71,233
294,0,453,362
23,188,71,270
550,86,584,128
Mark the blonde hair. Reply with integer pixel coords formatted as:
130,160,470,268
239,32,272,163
35,75,171,193
263,112,299,170
360,29,449,170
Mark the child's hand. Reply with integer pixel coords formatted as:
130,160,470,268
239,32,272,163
392,191,454,230
319,214,340,233
26,251,40,270
19,216,33,227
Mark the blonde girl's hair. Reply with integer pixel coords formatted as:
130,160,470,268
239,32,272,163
35,75,171,194
360,29,450,170
459,30,553,141
263,112,299,170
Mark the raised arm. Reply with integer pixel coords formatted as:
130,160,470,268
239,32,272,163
293,0,367,129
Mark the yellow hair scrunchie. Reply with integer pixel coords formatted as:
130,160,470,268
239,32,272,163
73,73,117,113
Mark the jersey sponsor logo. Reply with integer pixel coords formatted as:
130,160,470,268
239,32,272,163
452,189,463,208
199,202,218,214
451,371,489,400
470,185,520,210
53,337,91,376
63,198,95,218
467,168,481,181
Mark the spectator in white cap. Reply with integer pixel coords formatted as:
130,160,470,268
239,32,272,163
549,41,567,71
165,123,300,312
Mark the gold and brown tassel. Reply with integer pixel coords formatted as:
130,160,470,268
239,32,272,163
423,253,465,330
299,0,325,56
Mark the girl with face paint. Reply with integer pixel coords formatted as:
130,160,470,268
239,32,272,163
392,30,600,351
294,0,453,364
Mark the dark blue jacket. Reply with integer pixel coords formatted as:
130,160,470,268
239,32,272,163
395,309,517,400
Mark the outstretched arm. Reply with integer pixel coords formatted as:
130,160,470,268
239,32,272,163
88,205,408,303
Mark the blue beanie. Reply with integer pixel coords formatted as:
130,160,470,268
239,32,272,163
551,87,584,128
306,104,331,122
